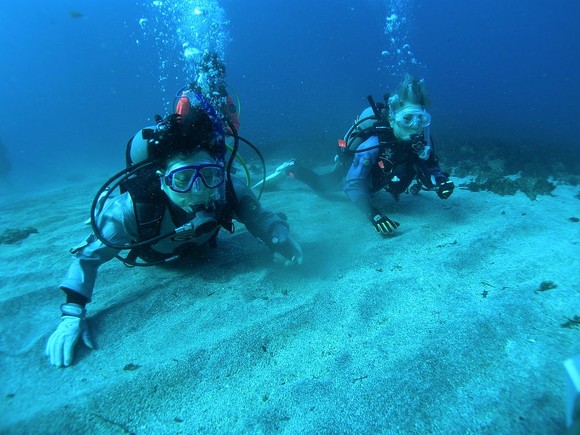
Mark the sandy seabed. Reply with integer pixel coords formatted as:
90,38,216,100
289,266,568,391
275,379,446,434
0,167,578,434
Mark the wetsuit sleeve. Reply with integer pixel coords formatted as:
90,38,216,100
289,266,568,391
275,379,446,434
343,136,380,215
230,176,288,244
60,193,138,302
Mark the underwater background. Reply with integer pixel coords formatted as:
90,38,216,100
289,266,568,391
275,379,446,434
1,2,579,433
0,0,578,189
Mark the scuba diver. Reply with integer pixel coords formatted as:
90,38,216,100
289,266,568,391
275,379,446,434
45,94,303,368
266,75,455,235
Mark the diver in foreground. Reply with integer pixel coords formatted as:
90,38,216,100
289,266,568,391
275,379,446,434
267,75,455,235
45,95,303,368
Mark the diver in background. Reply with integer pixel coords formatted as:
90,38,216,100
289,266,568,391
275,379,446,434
270,75,455,235
45,99,303,368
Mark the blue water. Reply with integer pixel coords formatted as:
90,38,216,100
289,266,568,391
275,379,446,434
0,0,578,184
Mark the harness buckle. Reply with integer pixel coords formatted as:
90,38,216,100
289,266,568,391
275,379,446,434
377,155,394,174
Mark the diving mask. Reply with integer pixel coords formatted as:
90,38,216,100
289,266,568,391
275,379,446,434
394,107,431,129
163,164,225,193
160,160,224,213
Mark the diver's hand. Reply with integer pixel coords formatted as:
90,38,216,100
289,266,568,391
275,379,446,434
368,211,400,235
437,179,455,199
270,224,303,266
431,172,454,199
45,304,94,368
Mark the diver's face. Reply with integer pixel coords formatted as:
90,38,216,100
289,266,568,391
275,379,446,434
159,151,224,213
391,103,431,140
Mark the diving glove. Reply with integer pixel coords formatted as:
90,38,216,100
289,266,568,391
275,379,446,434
369,212,400,235
431,172,455,199
437,180,455,199
45,303,94,368
269,224,303,266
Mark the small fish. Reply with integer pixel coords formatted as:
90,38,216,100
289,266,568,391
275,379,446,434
69,10,83,19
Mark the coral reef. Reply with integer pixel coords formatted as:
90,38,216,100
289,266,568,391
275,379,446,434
439,135,577,200
462,174,556,201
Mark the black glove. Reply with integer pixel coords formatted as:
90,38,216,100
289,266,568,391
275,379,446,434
436,179,455,199
368,212,400,235
431,172,454,199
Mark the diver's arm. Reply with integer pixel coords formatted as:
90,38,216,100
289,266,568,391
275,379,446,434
59,237,120,304
59,193,138,303
47,194,138,368
230,176,288,242
343,138,378,215
413,132,454,199
415,148,443,188
230,177,302,264
412,127,442,186
344,139,400,233
413,131,453,191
